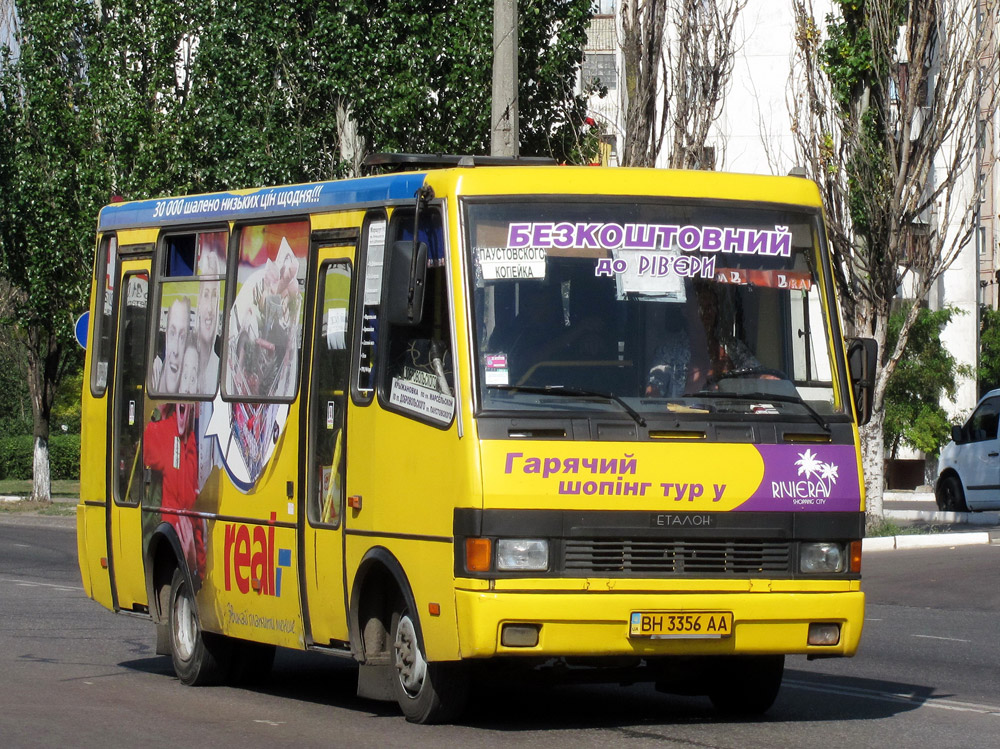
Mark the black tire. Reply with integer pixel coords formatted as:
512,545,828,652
707,655,784,716
936,474,969,513
168,568,232,685
390,606,469,724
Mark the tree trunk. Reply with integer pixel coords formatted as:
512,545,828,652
31,436,51,503
25,328,61,504
859,305,892,527
860,410,885,528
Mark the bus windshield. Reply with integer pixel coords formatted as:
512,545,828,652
467,199,846,421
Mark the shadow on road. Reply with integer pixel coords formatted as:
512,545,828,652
118,651,936,729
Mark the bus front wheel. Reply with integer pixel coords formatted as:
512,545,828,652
168,568,232,685
707,655,784,716
390,605,469,724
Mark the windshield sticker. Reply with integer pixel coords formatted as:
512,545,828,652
390,376,455,425
507,222,793,257
477,246,547,280
485,353,510,386
606,248,714,300
714,268,812,291
750,403,780,415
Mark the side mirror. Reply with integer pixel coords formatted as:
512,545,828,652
951,424,964,444
386,240,427,326
846,337,877,426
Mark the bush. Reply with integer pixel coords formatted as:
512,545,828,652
0,434,80,480
50,435,81,480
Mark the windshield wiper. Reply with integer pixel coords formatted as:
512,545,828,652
694,390,831,433
489,384,647,427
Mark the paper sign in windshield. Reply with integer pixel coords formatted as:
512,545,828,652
477,247,547,280
390,377,456,425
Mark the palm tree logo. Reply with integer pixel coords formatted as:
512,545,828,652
795,449,838,487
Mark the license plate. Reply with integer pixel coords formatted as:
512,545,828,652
629,611,734,639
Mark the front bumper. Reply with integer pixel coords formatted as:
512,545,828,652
455,585,864,659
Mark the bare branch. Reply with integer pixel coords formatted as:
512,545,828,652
620,0,744,169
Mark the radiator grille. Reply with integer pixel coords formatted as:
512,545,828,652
563,538,792,575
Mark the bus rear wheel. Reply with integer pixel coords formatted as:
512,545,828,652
390,606,469,724
707,655,784,716
168,568,232,685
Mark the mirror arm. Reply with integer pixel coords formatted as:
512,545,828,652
408,185,435,320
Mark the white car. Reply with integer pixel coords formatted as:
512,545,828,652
936,388,1000,512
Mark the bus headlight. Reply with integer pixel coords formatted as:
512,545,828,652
800,542,845,573
496,539,549,571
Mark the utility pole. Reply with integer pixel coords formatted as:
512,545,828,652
491,0,519,157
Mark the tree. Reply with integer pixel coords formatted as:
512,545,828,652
335,0,596,166
89,0,598,198
0,0,101,501
884,304,969,462
789,0,998,523
1,0,598,501
620,0,744,168
978,306,1000,396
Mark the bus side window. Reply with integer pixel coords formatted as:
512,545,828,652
224,221,309,401
90,234,117,396
149,231,228,400
379,210,455,427
353,213,388,404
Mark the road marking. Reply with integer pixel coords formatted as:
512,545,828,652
254,720,286,727
912,634,972,643
1,576,81,592
785,679,1000,716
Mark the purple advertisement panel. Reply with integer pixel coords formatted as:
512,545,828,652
737,444,861,512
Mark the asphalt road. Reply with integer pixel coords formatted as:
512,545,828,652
1,521,998,748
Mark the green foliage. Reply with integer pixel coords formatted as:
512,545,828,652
0,1,100,333
88,0,598,201
978,306,1000,396
884,305,970,458
0,337,31,435
820,2,874,110
0,434,80,480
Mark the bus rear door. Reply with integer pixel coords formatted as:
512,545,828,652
108,254,152,612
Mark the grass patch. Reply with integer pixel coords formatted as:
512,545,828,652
866,518,932,537
0,499,76,516
0,479,79,497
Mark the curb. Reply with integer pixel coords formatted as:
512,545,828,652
884,508,1000,525
863,530,994,552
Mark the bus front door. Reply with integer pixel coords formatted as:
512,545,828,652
301,249,355,646
108,259,152,612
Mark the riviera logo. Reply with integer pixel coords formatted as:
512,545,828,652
771,449,841,503
223,512,292,596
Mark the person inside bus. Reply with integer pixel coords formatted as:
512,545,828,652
644,299,706,398
143,342,205,585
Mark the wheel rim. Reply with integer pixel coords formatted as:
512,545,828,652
393,614,427,697
172,581,197,662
